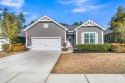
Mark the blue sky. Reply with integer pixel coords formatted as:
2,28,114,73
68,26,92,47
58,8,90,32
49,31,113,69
0,0,125,28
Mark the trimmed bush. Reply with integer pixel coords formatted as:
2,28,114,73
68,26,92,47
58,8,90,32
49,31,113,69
74,44,111,52
2,43,26,52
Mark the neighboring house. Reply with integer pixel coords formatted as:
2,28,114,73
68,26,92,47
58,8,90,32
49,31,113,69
0,28,9,51
104,28,116,43
0,27,25,51
23,15,106,51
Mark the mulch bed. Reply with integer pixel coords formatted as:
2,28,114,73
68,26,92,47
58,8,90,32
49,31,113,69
0,52,18,58
51,53,125,74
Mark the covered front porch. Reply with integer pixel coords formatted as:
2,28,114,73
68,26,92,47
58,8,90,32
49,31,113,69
66,30,76,47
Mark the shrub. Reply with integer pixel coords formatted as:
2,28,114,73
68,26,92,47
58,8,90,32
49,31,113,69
2,43,26,52
110,43,125,52
110,43,121,52
74,44,111,52
120,44,125,52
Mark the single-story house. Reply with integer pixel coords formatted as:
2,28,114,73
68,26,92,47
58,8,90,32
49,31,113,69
23,15,106,51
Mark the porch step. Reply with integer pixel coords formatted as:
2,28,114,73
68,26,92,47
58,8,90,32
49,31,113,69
68,47,74,50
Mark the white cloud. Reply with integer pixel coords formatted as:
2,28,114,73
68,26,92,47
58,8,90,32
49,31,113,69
59,0,88,5
73,7,87,13
22,12,30,15
0,0,24,8
58,0,75,4
58,0,105,13
73,5,105,13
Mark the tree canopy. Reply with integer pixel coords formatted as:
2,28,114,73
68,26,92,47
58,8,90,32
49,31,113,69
60,23,69,26
18,12,26,28
109,6,125,43
72,21,83,25
0,8,26,51
28,20,37,26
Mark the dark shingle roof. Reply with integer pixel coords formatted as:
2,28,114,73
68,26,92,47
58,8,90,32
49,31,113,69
64,25,81,30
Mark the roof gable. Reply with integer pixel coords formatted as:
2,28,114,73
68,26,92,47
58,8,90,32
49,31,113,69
23,15,68,31
75,20,106,30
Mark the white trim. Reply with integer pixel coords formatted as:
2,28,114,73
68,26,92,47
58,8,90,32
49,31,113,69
102,30,104,44
65,31,66,43
81,32,98,44
74,34,75,46
31,37,61,39
76,31,78,44
96,33,98,44
23,15,68,31
81,33,84,44
75,20,106,31
26,38,27,47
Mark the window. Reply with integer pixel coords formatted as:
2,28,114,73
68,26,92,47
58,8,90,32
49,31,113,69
83,32,96,44
1,41,5,43
108,36,111,41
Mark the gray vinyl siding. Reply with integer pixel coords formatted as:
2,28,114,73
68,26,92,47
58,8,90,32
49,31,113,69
27,21,66,46
77,26,103,44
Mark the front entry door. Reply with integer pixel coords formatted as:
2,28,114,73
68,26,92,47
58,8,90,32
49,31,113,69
67,35,74,47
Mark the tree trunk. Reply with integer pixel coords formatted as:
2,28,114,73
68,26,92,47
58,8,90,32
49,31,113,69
8,39,12,52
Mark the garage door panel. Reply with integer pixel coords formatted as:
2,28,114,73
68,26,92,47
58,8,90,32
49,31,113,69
32,39,45,50
31,37,61,50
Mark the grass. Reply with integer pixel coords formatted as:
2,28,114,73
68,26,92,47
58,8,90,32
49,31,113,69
51,53,125,74
0,52,18,58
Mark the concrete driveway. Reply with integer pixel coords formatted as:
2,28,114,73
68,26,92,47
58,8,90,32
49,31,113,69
0,51,61,83
1,51,125,83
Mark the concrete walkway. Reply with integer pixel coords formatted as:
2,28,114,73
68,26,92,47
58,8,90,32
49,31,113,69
45,74,125,83
0,51,125,83
0,51,61,83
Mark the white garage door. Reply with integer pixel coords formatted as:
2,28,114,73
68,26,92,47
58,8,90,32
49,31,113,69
31,37,61,51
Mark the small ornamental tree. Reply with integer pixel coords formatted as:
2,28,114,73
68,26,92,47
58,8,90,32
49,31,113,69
1,13,21,52
109,6,125,43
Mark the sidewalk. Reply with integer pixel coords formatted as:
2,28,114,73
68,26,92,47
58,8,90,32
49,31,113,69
45,74,125,83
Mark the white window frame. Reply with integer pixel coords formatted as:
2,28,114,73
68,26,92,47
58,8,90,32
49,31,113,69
81,32,98,44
